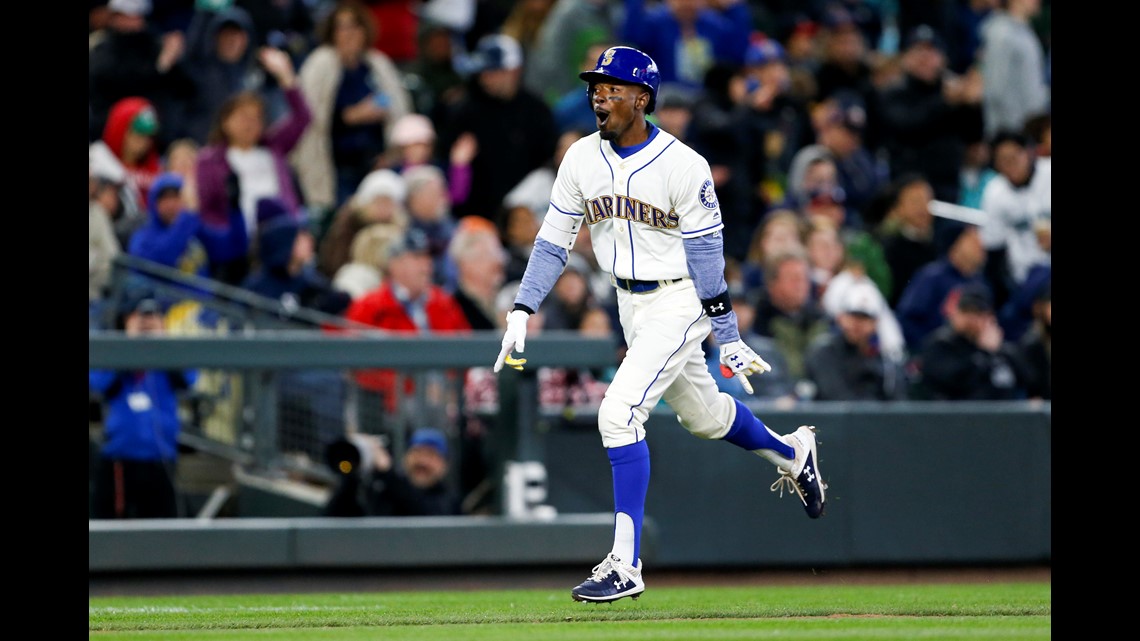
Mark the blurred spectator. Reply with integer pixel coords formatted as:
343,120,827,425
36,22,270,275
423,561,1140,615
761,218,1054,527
500,0,556,59
195,47,312,286
291,0,415,217
542,252,597,331
96,97,165,211
703,295,796,403
344,228,472,423
439,33,558,220
814,5,876,106
793,153,893,302
128,172,247,291
651,83,699,142
1022,112,1051,162
323,428,463,516
1014,282,1050,401
362,0,420,65
403,18,466,119
90,293,198,519
383,114,476,209
331,222,403,299
403,164,459,285
874,172,937,308
790,91,885,225
996,221,1050,343
741,209,805,303
948,0,998,74
162,138,201,199
805,280,909,401
90,141,146,254
447,218,506,330
89,0,195,150
803,215,846,301
978,131,1051,309
750,247,832,384
180,4,281,146
910,282,1028,400
90,165,124,330
733,38,815,215
318,168,409,279
620,0,752,89
500,196,542,284
895,216,991,352
872,24,984,203
241,197,353,317
523,0,616,105
819,263,907,364
957,139,997,211
979,0,1048,140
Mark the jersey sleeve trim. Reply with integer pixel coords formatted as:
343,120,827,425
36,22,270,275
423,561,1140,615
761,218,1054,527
549,201,582,216
681,222,725,237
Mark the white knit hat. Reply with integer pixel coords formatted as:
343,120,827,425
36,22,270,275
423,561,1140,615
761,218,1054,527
353,169,407,207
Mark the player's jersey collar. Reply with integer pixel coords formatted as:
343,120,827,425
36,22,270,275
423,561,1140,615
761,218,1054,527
609,121,660,159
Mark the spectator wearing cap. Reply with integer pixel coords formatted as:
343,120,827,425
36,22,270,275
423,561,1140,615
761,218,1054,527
872,24,984,204
241,197,352,318
874,173,938,308
438,33,558,221
910,282,1028,400
344,228,472,417
318,168,409,279
619,0,752,89
978,131,1051,310
733,37,815,215
290,0,415,217
89,292,198,518
94,97,164,212
180,5,278,147
383,113,475,208
89,0,195,151
978,0,1049,140
127,171,248,296
195,43,312,286
894,215,992,352
323,427,463,516
791,90,885,226
804,281,909,401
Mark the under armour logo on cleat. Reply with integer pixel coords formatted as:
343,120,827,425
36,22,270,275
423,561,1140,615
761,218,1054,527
804,466,815,483
614,580,624,588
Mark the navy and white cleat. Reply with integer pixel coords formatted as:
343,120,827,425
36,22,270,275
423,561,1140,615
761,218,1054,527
772,425,827,518
571,553,645,603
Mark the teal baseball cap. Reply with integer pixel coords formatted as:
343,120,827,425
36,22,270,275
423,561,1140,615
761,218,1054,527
131,107,159,136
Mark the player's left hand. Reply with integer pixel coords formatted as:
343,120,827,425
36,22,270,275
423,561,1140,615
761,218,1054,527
719,340,772,395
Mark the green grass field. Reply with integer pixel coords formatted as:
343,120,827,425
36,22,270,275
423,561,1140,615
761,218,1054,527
90,581,1050,640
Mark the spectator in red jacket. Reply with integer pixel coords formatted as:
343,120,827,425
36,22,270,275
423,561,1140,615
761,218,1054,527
344,228,471,431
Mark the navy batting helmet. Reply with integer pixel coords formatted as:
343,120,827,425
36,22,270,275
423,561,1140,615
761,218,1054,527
579,46,661,114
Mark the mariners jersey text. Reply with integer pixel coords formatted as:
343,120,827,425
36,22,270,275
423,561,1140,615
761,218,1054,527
585,194,679,229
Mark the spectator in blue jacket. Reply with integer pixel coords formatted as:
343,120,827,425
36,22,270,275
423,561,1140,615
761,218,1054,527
620,0,752,89
90,294,198,519
894,216,992,353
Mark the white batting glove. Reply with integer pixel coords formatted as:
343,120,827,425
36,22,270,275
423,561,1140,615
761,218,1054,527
493,309,530,372
719,339,772,395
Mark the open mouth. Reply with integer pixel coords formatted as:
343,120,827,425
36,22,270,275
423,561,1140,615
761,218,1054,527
595,109,610,126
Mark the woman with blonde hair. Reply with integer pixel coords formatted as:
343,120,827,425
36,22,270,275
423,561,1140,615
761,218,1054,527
332,222,404,300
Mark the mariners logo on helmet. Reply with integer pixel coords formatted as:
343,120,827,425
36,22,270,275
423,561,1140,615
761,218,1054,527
699,179,719,210
580,46,662,113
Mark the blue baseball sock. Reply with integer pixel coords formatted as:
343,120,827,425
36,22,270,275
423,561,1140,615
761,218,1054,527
722,399,794,459
608,439,650,565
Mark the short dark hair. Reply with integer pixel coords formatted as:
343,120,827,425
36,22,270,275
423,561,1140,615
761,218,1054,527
990,130,1029,151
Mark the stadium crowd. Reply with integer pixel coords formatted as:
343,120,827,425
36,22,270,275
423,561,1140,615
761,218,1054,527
89,0,1051,411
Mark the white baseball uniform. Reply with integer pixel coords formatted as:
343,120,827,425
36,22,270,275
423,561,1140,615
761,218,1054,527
535,128,738,448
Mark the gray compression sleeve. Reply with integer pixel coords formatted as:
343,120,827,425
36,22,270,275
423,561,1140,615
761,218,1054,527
684,234,741,345
514,237,568,314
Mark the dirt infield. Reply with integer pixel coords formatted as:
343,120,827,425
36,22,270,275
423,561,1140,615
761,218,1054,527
89,565,1050,598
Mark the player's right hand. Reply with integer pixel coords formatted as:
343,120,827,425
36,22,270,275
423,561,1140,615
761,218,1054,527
494,309,530,373
719,339,772,395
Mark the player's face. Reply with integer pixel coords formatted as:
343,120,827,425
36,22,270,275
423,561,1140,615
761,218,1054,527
591,82,648,141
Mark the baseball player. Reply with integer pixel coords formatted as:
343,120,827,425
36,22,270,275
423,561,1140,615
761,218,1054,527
492,46,827,603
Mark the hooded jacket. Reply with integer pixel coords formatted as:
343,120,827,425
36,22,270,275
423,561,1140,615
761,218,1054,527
89,367,198,462
102,97,163,208
182,6,263,145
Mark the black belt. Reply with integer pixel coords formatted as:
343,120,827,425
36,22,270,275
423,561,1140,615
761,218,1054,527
613,277,683,294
